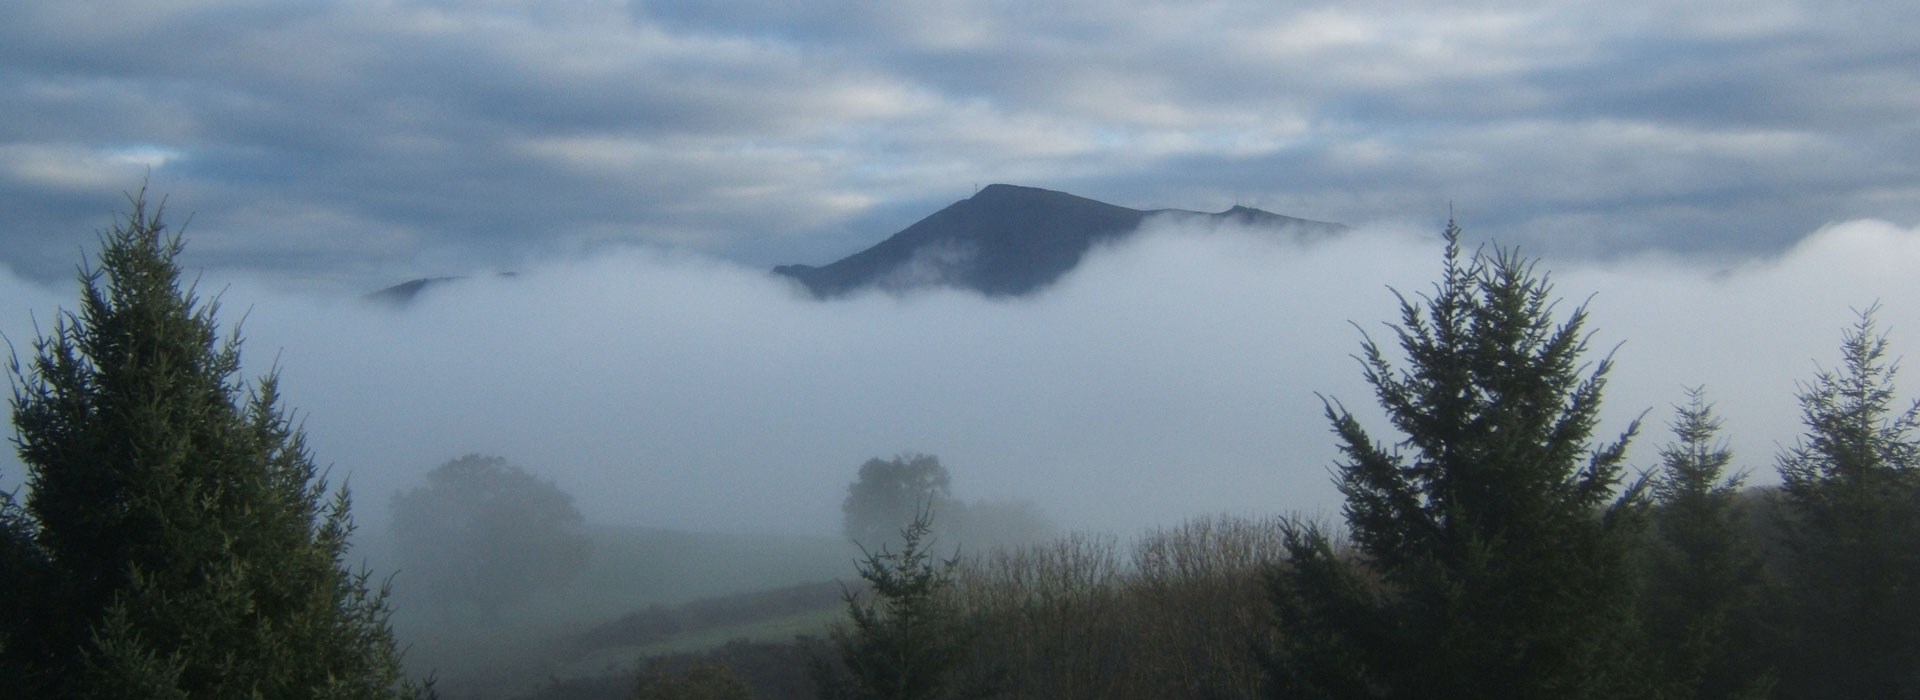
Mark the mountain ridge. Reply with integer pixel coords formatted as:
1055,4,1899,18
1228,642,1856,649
368,184,1344,304
773,184,1343,298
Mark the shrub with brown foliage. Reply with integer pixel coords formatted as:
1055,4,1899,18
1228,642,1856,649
951,515,1288,700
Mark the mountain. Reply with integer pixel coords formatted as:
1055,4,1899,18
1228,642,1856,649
367,185,1343,303
365,273,516,306
365,276,459,306
774,184,1344,298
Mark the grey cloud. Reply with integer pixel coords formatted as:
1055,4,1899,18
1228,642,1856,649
3,0,1920,286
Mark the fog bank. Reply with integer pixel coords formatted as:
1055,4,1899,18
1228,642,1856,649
5,218,1918,536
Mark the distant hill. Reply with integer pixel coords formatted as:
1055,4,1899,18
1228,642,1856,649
365,273,515,306
367,185,1343,304
365,276,458,306
774,184,1344,298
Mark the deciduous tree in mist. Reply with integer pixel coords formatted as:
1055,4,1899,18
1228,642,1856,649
1266,223,1649,699
1773,307,1920,699
389,454,591,620
2,192,420,698
842,454,956,549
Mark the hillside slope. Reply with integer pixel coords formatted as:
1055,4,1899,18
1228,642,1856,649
775,184,1343,298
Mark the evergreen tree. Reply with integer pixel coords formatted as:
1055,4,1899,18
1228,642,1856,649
0,488,52,690
816,508,973,700
1642,388,1769,700
1266,223,1648,699
1773,307,1920,700
4,193,422,698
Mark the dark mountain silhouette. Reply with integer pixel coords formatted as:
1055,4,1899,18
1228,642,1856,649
365,273,517,306
365,276,458,306
368,185,1342,303
774,184,1343,298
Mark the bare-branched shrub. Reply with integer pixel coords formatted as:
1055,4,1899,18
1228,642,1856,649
950,515,1289,700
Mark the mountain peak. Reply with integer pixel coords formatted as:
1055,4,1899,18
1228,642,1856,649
970,183,1067,199
775,185,1344,299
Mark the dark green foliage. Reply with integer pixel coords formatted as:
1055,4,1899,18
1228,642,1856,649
842,454,955,549
390,454,592,619
1773,308,1920,699
0,488,51,690
1642,388,1771,700
4,193,420,698
817,509,973,700
1267,223,1647,699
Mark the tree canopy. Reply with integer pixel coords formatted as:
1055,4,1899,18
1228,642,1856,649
816,508,974,700
1772,307,1920,699
842,454,956,549
3,192,420,698
1642,388,1769,700
388,454,592,620
1267,223,1648,699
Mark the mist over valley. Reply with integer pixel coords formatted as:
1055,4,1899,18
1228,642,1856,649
7,193,1915,540
6,188,1920,698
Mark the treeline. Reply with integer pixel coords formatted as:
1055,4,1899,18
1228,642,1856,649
638,224,1920,700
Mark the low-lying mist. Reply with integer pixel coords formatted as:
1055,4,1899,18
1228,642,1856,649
5,216,1919,539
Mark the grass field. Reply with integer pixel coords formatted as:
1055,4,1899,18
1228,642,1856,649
380,523,856,700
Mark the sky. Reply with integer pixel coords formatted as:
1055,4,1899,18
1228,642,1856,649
4,0,1920,290
4,1,1920,538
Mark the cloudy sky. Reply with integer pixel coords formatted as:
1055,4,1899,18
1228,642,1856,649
4,0,1919,289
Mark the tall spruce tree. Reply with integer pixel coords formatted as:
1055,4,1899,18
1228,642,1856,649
1642,388,1769,700
4,193,421,699
1267,223,1648,699
1773,307,1920,700
816,508,972,700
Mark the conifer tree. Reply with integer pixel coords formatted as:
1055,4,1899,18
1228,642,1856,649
817,508,972,700
4,193,422,698
1267,223,1647,699
1773,307,1920,700
0,488,52,690
1643,388,1769,700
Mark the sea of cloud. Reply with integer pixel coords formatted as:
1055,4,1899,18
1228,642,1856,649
3,218,1917,537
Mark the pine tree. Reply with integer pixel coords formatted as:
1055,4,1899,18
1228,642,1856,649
0,488,52,690
1642,388,1769,700
1267,222,1648,699
816,508,972,700
4,192,423,699
1773,307,1920,700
